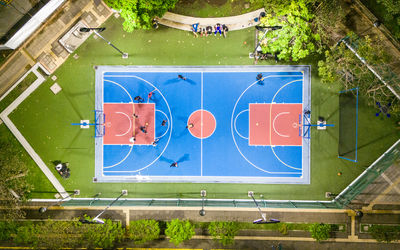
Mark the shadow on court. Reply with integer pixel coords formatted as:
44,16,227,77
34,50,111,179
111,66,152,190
159,154,190,165
164,78,196,85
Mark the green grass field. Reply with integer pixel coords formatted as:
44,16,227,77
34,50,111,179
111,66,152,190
7,16,400,200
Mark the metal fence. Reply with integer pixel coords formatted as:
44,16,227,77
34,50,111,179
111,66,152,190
63,197,339,209
61,140,400,209
334,139,400,207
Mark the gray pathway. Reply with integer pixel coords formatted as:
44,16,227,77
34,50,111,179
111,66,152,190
155,9,265,31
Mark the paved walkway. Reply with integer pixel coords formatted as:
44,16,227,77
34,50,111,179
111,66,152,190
0,0,113,199
0,63,67,198
0,0,112,96
14,205,400,247
155,9,265,32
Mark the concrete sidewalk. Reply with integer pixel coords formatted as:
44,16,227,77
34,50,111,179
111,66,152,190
19,205,400,244
155,9,265,32
0,0,112,96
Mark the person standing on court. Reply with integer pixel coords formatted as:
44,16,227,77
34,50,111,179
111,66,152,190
134,96,144,103
178,74,187,80
256,73,264,85
170,162,178,167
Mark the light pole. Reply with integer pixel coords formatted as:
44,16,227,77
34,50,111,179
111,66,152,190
79,27,128,59
80,190,128,224
252,25,282,59
39,190,79,213
248,191,280,224
199,190,206,216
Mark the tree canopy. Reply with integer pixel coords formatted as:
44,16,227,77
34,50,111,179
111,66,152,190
165,219,195,246
309,223,331,242
0,129,32,220
104,0,179,32
208,221,239,246
127,219,160,244
259,0,321,61
318,34,400,114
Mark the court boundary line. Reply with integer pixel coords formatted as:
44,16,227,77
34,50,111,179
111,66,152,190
95,66,311,183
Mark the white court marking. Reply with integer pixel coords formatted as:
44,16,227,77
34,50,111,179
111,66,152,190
103,146,133,169
234,109,249,139
155,109,170,140
231,75,303,174
114,112,132,137
272,112,290,138
103,75,173,173
269,80,302,171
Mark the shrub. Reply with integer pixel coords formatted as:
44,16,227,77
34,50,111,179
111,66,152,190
0,221,18,241
309,223,331,242
208,221,239,246
369,225,400,243
82,218,124,249
165,219,195,246
128,219,160,244
278,223,288,235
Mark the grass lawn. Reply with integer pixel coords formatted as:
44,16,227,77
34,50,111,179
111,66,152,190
0,124,56,199
7,16,400,200
0,72,38,113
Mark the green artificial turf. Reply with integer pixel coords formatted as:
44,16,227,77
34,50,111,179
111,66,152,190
0,124,56,199
8,16,400,201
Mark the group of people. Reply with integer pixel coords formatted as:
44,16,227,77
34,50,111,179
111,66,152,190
191,23,229,38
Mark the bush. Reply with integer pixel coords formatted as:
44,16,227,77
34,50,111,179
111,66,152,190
278,223,288,235
309,223,331,242
208,221,239,246
165,219,195,246
369,225,400,243
128,219,160,244
82,218,124,249
0,221,18,241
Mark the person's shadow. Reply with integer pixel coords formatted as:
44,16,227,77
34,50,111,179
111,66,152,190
159,154,190,165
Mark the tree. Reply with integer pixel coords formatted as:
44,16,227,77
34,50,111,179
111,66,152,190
208,221,239,246
369,225,400,243
0,131,33,220
165,219,195,246
318,34,400,115
127,219,160,244
0,221,18,241
259,0,321,61
376,0,400,38
312,0,346,45
309,223,331,242
254,0,317,14
104,0,179,32
12,220,85,249
82,217,124,249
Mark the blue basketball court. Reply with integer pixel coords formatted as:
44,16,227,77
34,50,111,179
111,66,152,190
94,66,311,184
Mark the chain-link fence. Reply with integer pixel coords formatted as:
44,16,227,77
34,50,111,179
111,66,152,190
334,139,400,207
